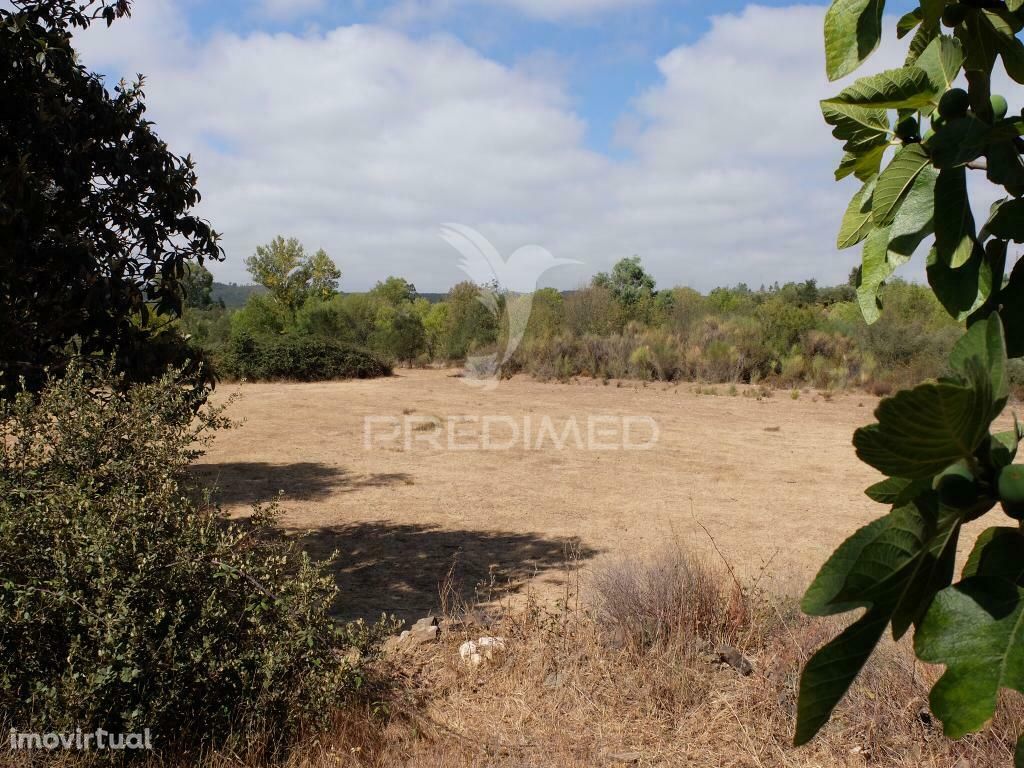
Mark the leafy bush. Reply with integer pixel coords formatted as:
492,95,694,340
0,365,395,752
180,305,232,350
230,292,293,339
369,305,427,364
564,285,622,336
220,333,391,382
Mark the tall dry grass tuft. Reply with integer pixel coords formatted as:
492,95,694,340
589,545,742,653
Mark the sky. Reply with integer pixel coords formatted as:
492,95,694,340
70,0,960,293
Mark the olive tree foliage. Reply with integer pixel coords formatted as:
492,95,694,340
0,0,223,393
798,0,1024,758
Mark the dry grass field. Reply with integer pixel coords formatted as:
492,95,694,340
187,370,1024,767
195,368,999,621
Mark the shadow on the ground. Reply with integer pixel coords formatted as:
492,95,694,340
190,462,412,506
290,521,600,623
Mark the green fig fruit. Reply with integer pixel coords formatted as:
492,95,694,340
999,464,1024,519
991,94,1009,120
934,463,977,509
939,88,970,119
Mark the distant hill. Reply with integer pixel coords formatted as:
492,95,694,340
211,282,266,308
415,292,447,304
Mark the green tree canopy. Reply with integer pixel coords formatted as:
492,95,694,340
443,281,499,359
592,256,657,307
244,237,341,311
0,0,223,392
181,264,215,310
369,276,418,306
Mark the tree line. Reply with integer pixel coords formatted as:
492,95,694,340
182,240,981,394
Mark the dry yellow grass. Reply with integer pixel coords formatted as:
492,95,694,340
177,370,1024,766
328,544,1019,768
154,555,1021,768
196,369,1008,621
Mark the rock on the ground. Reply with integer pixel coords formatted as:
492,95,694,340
459,636,507,666
411,616,439,632
715,643,753,676
383,616,441,653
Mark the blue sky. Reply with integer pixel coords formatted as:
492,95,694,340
76,0,940,291
169,0,831,156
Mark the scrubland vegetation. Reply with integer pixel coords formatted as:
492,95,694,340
299,549,1021,768
183,246,978,395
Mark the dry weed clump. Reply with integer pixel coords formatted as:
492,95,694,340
589,545,746,653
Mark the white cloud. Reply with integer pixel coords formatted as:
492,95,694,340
74,3,938,292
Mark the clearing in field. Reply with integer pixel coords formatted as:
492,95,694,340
195,369,989,620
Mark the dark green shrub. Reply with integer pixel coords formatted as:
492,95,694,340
755,296,820,354
221,333,391,381
293,295,357,343
370,306,427,364
0,365,395,753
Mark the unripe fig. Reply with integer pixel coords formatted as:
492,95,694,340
938,88,970,119
934,463,977,509
998,464,1024,519
942,4,968,27
991,94,1009,120
896,115,920,141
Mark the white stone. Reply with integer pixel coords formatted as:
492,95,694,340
458,636,507,666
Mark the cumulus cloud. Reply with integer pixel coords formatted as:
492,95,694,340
74,3,936,291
